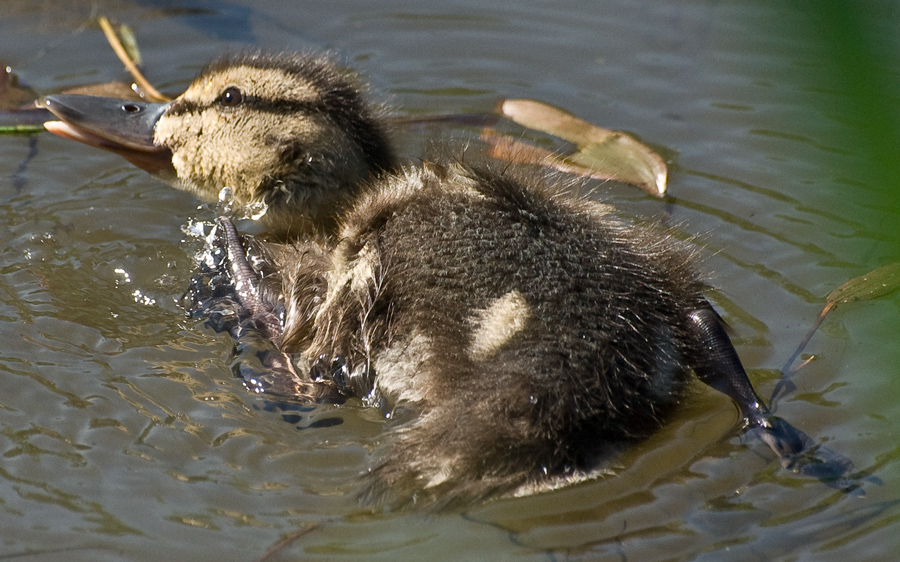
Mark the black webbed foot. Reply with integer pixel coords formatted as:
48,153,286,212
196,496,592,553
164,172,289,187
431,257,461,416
686,305,869,493
747,417,871,493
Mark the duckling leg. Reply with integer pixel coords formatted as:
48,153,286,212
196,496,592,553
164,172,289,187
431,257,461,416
686,307,858,488
685,308,769,427
217,217,284,346
212,217,342,403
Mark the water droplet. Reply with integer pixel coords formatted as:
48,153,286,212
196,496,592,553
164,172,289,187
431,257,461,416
131,289,156,306
218,186,234,204
246,200,269,220
114,268,131,286
181,218,210,239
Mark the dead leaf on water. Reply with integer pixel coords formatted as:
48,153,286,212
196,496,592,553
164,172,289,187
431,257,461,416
483,133,555,164
501,98,611,144
499,98,667,196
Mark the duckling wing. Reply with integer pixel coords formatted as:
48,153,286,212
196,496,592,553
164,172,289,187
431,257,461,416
299,161,709,506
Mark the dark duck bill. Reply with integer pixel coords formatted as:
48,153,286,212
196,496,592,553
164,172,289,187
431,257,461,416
40,95,174,176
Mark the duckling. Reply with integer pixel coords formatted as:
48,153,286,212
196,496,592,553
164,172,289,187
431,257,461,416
40,52,856,507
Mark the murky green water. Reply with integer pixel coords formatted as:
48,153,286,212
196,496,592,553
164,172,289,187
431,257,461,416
1,1,899,560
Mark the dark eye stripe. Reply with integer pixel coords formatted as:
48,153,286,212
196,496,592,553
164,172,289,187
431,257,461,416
165,95,325,118
243,96,326,115
164,98,201,117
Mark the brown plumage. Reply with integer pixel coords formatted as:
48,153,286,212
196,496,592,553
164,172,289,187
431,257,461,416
269,160,706,506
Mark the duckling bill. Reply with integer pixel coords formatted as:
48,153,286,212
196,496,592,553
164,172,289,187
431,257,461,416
40,52,858,507
42,96,172,175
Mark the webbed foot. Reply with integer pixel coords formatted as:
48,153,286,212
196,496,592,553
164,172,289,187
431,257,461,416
216,216,284,345
747,417,873,493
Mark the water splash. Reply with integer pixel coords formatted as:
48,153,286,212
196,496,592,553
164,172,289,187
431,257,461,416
246,199,269,220
214,186,269,221
217,186,235,210
113,268,131,286
131,289,156,306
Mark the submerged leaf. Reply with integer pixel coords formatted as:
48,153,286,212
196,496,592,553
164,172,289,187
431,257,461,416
826,262,900,305
778,262,900,398
500,99,667,196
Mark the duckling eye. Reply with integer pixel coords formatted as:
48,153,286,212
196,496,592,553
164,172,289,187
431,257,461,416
219,86,244,107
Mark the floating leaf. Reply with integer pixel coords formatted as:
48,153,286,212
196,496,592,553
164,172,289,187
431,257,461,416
826,262,900,305
501,98,613,145
499,99,667,196
482,133,557,166
482,131,631,181
565,134,667,195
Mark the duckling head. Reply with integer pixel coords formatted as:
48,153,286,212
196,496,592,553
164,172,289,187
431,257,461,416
42,52,397,237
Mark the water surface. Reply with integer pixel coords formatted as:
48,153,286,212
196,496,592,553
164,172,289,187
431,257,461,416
1,1,899,561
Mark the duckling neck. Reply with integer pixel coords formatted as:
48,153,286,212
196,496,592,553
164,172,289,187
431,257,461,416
251,172,369,240
258,200,345,241
254,136,397,240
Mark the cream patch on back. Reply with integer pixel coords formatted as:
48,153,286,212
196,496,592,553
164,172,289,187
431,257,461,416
469,290,530,361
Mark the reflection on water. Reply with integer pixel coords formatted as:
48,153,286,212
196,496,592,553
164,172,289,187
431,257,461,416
1,0,899,560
